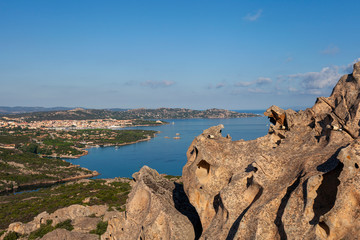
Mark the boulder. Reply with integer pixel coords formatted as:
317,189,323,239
40,228,98,240
102,166,201,240
49,204,107,225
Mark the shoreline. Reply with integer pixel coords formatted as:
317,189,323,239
0,132,159,195
0,170,100,195
41,132,159,160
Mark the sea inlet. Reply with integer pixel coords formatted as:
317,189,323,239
66,116,269,178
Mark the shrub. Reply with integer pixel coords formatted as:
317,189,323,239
55,219,73,231
90,221,108,236
4,231,21,240
28,220,54,240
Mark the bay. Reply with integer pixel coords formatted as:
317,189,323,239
67,116,270,178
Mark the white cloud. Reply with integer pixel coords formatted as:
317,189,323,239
234,81,253,87
321,44,340,55
343,58,360,74
234,77,271,88
277,59,360,95
256,77,272,85
288,66,341,90
307,89,322,95
141,80,175,88
243,9,263,22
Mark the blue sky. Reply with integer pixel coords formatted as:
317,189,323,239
0,0,359,110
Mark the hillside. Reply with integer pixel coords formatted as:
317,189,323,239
0,107,129,115
0,106,73,114
1,108,260,121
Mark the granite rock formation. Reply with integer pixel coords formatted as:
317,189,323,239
102,166,201,240
182,61,360,239
0,204,107,240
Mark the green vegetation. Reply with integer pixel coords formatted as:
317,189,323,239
0,117,159,232
163,175,181,180
3,231,21,240
55,219,74,231
0,148,93,193
75,129,156,145
0,179,131,229
28,220,53,240
0,127,157,157
0,126,156,193
90,221,108,236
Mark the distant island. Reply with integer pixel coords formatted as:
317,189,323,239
0,107,260,121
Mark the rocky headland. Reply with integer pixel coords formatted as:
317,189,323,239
2,62,360,239
105,61,360,239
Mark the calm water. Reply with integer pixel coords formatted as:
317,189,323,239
67,116,269,178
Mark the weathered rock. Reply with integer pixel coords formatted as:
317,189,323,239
40,228,99,240
72,216,101,233
7,222,37,236
0,204,109,239
49,204,107,225
102,166,201,240
182,62,360,239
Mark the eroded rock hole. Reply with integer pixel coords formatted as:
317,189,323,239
196,160,210,183
319,221,330,236
245,164,258,173
190,147,198,157
213,193,223,214
355,163,359,169
310,162,343,225
246,176,253,188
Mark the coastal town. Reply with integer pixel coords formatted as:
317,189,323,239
0,118,163,130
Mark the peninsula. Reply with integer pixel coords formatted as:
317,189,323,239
0,107,260,121
0,126,157,194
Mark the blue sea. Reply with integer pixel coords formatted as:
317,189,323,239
67,113,269,178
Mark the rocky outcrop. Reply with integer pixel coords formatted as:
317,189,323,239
41,228,99,240
181,61,360,239
102,166,201,240
0,204,108,240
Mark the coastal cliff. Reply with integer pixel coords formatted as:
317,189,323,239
2,62,360,239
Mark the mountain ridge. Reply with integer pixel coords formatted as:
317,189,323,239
1,107,260,121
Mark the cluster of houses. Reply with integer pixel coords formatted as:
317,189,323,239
0,118,134,130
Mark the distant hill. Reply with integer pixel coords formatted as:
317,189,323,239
0,106,73,114
0,106,129,115
0,107,260,121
